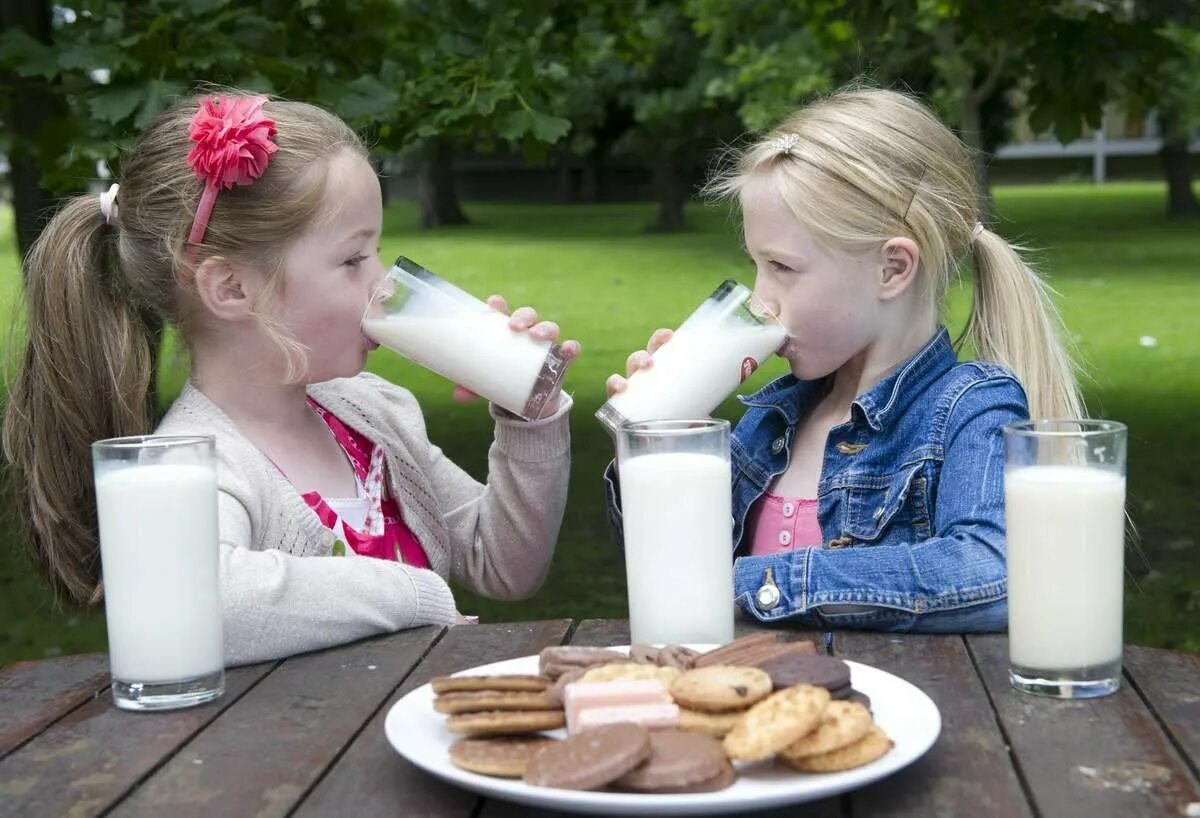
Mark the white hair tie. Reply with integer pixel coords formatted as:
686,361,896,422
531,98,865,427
768,133,801,155
971,221,985,242
98,183,120,226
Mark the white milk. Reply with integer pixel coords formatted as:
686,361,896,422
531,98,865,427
605,322,787,425
619,452,734,644
1006,465,1126,671
95,463,224,682
363,310,552,417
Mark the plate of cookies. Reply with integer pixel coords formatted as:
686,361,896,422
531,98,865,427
384,633,940,815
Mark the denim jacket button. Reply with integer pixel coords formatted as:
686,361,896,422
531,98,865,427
771,436,786,455
756,582,781,611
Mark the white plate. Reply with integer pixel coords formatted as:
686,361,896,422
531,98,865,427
385,646,941,816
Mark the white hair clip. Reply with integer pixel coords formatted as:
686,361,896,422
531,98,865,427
971,221,985,241
98,183,120,226
768,133,802,155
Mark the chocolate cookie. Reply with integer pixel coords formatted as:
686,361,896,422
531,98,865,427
830,685,872,711
523,723,652,790
538,646,628,678
613,730,727,792
647,759,736,793
656,645,700,670
448,735,559,778
757,654,851,692
693,633,779,668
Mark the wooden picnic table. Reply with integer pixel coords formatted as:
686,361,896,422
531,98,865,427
1,619,1198,817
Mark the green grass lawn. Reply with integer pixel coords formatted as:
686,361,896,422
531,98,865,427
2,181,1198,665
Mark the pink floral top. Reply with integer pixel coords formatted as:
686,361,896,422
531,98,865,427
300,399,430,568
746,491,822,557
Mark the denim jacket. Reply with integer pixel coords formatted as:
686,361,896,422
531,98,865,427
603,327,1028,633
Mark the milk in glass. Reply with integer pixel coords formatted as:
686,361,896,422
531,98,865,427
619,448,734,644
1005,465,1125,671
362,310,551,416
96,463,224,684
597,279,785,431
363,258,566,420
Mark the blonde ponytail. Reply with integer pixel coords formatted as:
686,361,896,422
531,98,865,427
964,229,1085,420
3,195,156,605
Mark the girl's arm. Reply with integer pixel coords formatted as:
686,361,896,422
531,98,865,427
735,377,1025,633
402,389,573,601
216,492,458,666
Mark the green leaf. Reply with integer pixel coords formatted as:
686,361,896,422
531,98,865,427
88,86,145,125
0,31,59,79
331,540,346,557
135,79,187,129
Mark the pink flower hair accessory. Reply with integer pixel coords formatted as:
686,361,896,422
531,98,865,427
185,94,278,247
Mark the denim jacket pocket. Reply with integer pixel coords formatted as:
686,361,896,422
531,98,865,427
842,463,931,543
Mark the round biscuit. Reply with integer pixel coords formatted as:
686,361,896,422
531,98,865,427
671,666,773,712
784,724,893,772
446,709,566,735
448,735,559,778
780,701,873,759
722,685,831,761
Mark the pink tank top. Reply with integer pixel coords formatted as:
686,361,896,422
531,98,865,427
746,492,822,557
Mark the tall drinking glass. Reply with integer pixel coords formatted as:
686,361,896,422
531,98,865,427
362,257,568,421
92,435,225,711
616,419,734,645
596,280,786,433
1004,420,1127,698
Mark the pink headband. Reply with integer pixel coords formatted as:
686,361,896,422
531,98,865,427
186,95,278,249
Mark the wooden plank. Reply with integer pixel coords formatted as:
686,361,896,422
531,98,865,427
568,618,827,650
292,619,573,818
477,619,841,818
967,634,1200,818
0,662,276,818
1125,645,1200,775
0,653,109,759
108,626,443,818
836,632,1032,818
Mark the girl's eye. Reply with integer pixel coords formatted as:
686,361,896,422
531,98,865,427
768,259,793,273
344,254,368,268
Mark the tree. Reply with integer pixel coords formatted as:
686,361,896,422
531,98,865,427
0,0,69,260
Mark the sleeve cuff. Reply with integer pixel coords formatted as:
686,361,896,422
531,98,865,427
406,567,458,627
490,392,573,462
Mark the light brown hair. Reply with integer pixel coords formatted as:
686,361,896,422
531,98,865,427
707,87,1084,421
3,91,366,605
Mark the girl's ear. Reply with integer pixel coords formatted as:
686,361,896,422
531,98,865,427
193,257,255,321
879,237,921,301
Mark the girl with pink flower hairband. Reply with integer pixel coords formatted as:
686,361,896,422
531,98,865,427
4,91,581,665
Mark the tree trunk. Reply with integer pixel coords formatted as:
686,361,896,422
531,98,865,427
417,139,468,228
1160,136,1199,218
957,96,994,223
1,0,63,260
650,156,687,232
580,152,600,203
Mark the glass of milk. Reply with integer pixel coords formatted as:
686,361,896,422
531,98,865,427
1003,420,1127,699
616,419,735,645
362,257,568,420
595,279,786,433
91,435,225,711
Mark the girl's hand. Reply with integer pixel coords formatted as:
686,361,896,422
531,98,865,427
452,295,582,407
604,328,673,398
455,613,479,624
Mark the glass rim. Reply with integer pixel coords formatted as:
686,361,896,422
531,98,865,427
1002,419,1126,438
92,434,214,451
618,418,731,438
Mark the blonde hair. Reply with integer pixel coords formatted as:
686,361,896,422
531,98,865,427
2,91,366,605
706,87,1084,421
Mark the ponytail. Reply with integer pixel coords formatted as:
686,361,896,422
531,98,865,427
962,229,1085,420
3,194,157,605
